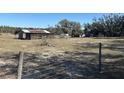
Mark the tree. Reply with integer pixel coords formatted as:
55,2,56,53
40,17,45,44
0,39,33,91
57,19,83,37
84,14,124,37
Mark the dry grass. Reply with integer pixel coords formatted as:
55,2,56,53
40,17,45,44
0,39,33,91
0,33,124,60
0,33,123,53
0,33,124,62
0,33,124,79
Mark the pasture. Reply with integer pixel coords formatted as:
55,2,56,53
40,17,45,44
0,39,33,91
0,33,124,79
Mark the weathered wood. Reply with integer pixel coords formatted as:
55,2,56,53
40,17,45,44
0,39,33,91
99,43,102,73
17,51,24,79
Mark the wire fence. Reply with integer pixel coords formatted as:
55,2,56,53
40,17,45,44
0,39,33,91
0,42,124,79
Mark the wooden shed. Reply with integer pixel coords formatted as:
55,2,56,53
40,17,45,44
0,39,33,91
17,29,51,40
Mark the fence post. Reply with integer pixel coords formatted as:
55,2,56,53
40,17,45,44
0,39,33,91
99,43,102,73
17,51,24,79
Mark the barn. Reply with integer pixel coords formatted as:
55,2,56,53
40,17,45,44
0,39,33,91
17,29,51,40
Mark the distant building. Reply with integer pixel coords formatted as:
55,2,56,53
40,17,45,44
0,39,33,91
17,29,51,40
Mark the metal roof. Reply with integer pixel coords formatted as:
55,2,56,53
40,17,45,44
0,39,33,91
43,30,50,33
22,29,50,34
22,29,30,33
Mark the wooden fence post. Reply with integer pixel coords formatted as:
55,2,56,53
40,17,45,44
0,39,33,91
99,43,102,73
17,51,24,79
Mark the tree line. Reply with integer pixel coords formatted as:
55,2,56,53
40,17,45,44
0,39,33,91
45,14,124,37
0,26,18,34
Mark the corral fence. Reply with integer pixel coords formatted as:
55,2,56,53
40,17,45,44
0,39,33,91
17,42,124,79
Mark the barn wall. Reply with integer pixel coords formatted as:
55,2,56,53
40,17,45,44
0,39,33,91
26,33,31,40
18,31,24,39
